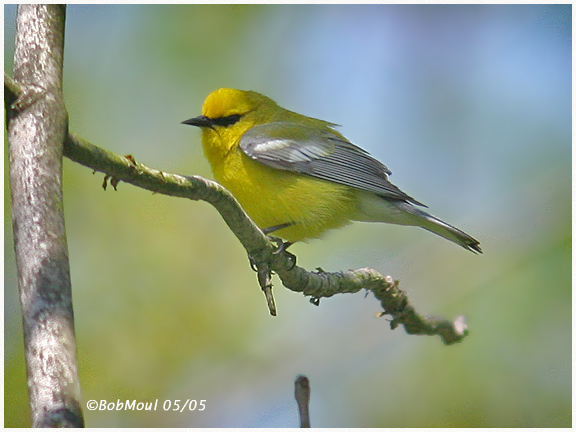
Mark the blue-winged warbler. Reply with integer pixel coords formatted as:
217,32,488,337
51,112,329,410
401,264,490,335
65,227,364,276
183,88,481,253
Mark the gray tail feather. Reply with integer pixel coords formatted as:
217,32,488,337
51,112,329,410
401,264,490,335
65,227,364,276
410,207,482,254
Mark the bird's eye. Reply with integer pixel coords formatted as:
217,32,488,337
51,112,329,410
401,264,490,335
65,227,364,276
212,114,241,127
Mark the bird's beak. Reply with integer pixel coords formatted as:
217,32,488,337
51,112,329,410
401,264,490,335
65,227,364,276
181,115,213,128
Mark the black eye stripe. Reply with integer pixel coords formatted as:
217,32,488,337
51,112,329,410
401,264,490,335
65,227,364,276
212,114,241,127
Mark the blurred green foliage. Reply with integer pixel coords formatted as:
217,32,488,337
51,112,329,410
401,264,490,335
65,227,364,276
5,4,571,427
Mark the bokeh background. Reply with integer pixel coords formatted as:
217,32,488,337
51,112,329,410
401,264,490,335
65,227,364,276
4,4,571,428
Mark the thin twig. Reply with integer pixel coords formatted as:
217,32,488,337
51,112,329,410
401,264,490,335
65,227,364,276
295,375,311,428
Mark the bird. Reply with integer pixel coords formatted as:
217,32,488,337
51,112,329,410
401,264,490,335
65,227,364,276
182,88,481,253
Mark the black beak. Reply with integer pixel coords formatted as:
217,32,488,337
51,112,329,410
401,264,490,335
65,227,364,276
181,115,213,128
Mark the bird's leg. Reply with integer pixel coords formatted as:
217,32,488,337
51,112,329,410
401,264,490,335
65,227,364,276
248,235,297,272
247,222,292,271
262,221,295,235
262,221,297,268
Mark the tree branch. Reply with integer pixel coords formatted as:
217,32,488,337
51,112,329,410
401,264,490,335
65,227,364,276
5,73,468,345
6,5,84,427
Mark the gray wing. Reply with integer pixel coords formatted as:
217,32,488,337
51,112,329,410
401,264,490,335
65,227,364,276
239,122,424,206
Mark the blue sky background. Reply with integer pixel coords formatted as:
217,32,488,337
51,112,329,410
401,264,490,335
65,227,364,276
4,4,571,428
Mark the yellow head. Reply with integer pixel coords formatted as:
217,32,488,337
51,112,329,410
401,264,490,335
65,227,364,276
201,88,277,121
182,89,282,159
183,88,337,153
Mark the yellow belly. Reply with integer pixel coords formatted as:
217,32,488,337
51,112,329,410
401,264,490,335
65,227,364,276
212,147,357,242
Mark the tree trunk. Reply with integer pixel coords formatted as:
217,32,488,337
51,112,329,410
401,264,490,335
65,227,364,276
7,4,84,427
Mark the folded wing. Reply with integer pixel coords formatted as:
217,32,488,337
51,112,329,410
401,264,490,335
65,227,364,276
239,122,424,206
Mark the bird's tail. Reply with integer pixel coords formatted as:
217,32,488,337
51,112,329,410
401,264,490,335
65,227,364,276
354,193,482,253
408,206,482,254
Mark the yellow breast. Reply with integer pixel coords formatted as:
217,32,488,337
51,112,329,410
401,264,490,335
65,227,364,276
203,135,357,242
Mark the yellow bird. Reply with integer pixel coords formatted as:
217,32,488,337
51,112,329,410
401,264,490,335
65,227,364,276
183,88,481,253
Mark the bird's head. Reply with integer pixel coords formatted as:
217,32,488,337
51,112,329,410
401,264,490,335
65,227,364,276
183,88,277,130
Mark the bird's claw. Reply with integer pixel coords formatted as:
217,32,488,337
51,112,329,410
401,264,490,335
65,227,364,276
268,236,296,269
